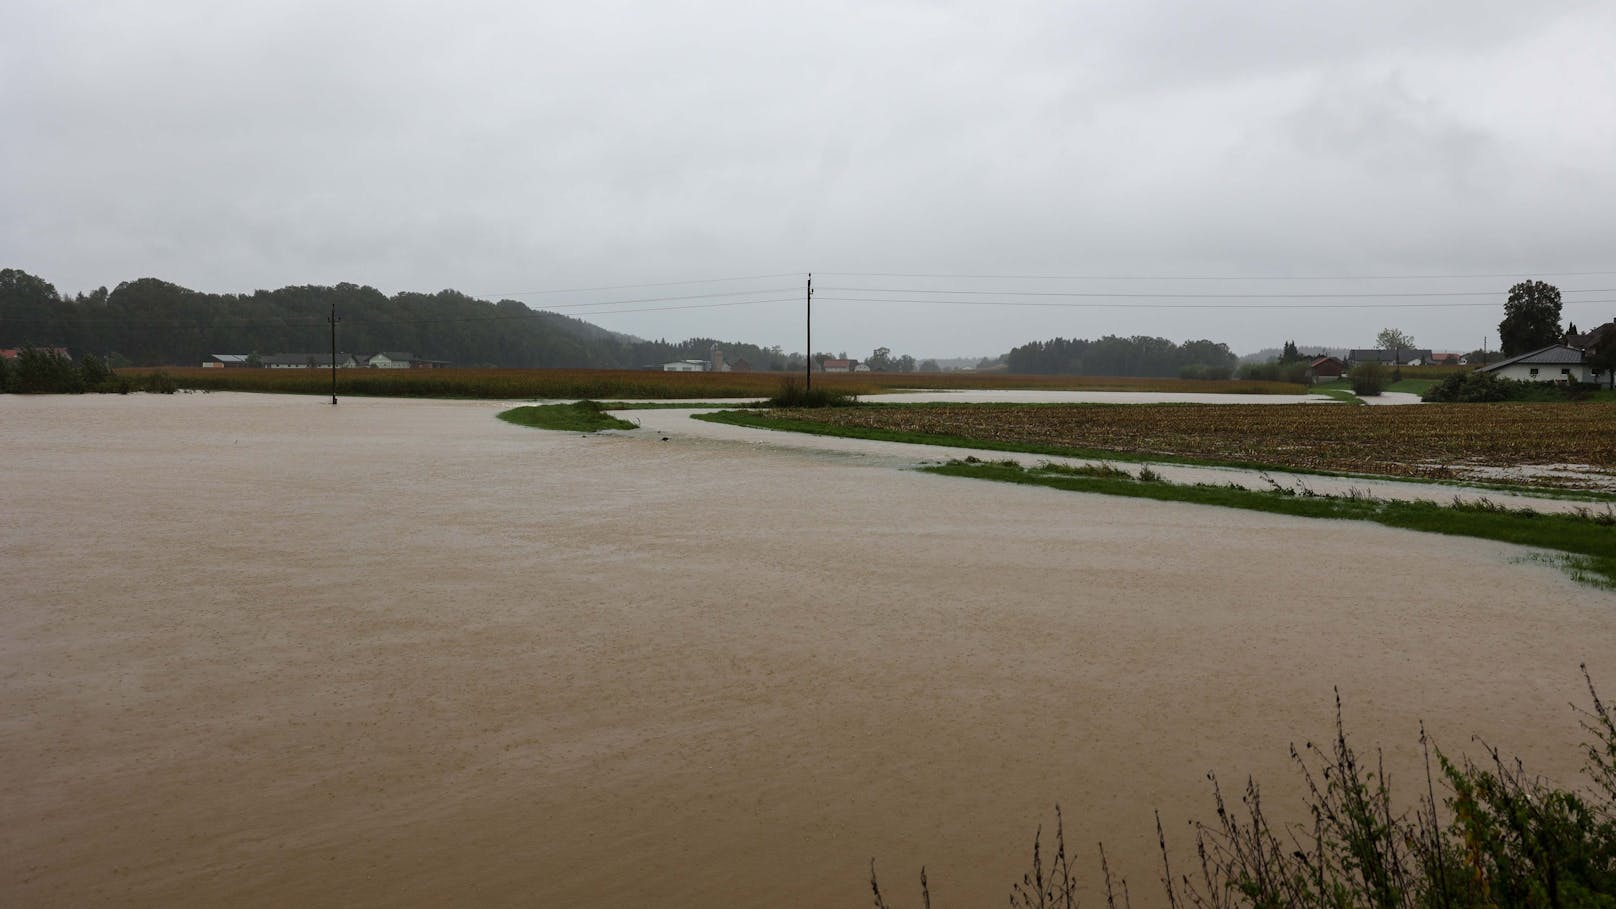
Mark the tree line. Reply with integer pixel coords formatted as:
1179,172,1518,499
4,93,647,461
0,269,800,370
1004,335,1238,378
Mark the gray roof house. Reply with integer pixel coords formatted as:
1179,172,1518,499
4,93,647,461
1345,348,1435,366
1477,344,1598,384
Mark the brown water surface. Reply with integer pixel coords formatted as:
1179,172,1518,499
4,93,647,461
3,393,1612,907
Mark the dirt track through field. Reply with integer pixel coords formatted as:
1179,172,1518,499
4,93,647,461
4,392,1613,908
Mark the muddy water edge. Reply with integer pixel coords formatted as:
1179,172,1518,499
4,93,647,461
3,392,1613,908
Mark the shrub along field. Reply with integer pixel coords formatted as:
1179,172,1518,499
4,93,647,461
124,367,1306,399
710,402,1616,490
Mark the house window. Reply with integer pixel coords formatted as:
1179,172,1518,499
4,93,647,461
1561,368,1571,376
1529,368,1539,377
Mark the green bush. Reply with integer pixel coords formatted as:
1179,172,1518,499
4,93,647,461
1423,370,1512,402
1237,360,1311,384
140,370,177,394
1423,371,1607,403
1351,360,1387,396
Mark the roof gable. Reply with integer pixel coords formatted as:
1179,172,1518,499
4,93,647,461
1478,345,1586,372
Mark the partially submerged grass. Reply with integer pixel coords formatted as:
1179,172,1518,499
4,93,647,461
1309,381,1366,405
496,400,637,432
875,667,1616,907
926,458,1616,589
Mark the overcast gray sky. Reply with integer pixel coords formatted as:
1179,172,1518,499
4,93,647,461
5,0,1614,357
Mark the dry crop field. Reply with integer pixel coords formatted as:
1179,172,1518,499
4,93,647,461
766,402,1616,488
130,367,1303,399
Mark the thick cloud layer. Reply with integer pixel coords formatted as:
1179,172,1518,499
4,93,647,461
5,0,1614,356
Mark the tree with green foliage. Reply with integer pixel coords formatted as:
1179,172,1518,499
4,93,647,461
1589,343,1616,389
1375,327,1416,352
1499,280,1564,355
1,268,801,370
12,347,83,393
78,353,112,389
917,359,940,373
1279,340,1302,362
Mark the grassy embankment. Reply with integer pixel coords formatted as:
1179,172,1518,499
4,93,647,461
1307,380,1364,404
496,401,636,432
127,366,1306,400
931,457,1616,588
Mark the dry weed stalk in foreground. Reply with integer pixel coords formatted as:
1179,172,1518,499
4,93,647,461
872,666,1616,907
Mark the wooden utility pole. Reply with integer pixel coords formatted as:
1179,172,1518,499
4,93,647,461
805,273,814,391
328,302,341,405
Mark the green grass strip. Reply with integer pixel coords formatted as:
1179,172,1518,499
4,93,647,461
694,409,1616,503
925,460,1616,589
497,400,637,432
1307,384,1366,404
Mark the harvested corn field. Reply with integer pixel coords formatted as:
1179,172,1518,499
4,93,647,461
757,402,1616,490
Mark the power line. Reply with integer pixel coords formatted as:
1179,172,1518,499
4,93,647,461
814,296,1616,310
820,286,1616,299
483,272,801,297
534,287,798,309
817,269,1616,281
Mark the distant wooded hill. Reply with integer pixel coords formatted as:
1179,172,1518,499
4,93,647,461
0,269,797,369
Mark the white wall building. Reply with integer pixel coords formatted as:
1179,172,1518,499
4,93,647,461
1477,345,1596,383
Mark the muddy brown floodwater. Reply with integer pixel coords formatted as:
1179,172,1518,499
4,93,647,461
3,393,1613,908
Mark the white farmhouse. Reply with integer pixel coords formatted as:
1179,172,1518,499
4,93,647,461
662,359,708,372
368,352,415,369
1477,345,1596,384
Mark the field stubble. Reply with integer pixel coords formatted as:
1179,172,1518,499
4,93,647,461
764,402,1616,491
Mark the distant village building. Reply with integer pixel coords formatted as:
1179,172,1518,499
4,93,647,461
1304,356,1345,382
210,352,448,369
1345,349,1434,367
818,358,855,373
2,347,71,362
368,352,414,369
661,359,708,372
260,353,362,368
1567,318,1616,355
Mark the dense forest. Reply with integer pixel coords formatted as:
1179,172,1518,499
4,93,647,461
0,269,798,370
1005,334,1238,378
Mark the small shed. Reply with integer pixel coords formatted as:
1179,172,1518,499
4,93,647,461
1305,356,1345,382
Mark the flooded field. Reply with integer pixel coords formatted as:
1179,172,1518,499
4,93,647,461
4,393,1614,908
